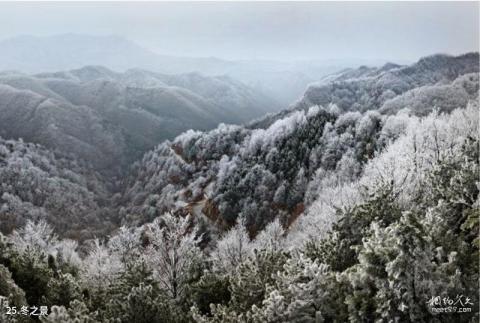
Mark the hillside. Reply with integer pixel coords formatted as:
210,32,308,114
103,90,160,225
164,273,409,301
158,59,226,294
0,137,115,240
119,53,479,235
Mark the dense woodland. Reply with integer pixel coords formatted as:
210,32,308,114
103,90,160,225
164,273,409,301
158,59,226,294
0,52,479,322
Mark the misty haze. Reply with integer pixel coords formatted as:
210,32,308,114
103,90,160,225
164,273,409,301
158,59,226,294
0,2,479,322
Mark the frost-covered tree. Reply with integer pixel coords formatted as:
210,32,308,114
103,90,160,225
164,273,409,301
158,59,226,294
229,249,288,313
210,219,252,274
40,300,98,323
249,255,332,323
144,213,202,299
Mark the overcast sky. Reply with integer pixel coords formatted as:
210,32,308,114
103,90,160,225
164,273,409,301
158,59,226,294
0,2,478,61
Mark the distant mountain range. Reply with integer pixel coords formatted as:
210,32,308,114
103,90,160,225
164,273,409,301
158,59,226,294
251,52,479,128
0,34,389,105
0,65,279,175
0,34,229,75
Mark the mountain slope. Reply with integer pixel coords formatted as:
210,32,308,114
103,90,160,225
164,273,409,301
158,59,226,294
250,52,479,128
295,52,479,113
0,84,126,174
37,66,278,121
0,137,115,240
119,53,479,235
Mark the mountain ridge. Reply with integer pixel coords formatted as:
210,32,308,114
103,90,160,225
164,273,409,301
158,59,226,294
0,34,381,105
249,52,479,129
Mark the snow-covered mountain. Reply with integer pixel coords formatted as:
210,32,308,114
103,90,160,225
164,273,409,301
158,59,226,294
0,66,278,175
294,52,479,113
251,52,479,128
1,52,478,323
0,34,373,105
118,53,479,231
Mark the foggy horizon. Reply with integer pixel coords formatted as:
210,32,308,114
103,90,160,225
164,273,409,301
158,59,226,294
0,2,478,63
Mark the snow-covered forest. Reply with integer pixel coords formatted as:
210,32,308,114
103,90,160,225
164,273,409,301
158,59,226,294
0,47,478,322
1,1,480,320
